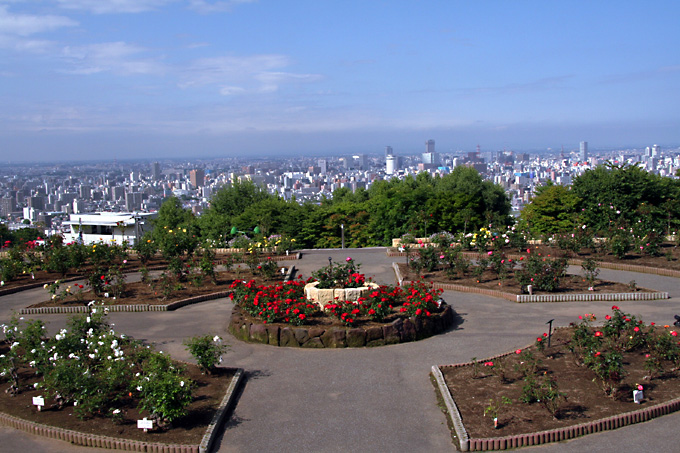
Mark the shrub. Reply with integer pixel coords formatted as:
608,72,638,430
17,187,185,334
514,251,568,292
184,335,229,374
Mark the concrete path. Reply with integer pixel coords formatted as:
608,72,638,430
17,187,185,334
1,249,679,452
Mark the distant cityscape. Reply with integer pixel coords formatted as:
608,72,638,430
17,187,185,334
1,141,678,244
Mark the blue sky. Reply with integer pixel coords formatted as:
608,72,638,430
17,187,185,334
1,1,678,162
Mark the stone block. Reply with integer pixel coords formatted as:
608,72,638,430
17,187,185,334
344,288,362,302
383,319,402,344
321,327,346,348
293,328,309,344
308,327,324,338
301,337,324,348
346,328,367,348
249,323,269,344
365,326,383,342
279,327,299,347
366,338,386,347
266,325,280,346
401,318,416,342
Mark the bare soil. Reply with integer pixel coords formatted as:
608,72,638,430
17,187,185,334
28,269,286,308
0,361,237,445
441,328,680,439
398,264,653,295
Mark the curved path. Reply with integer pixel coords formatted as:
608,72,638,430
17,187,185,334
1,248,679,452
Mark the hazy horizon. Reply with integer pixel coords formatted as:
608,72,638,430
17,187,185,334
1,1,678,162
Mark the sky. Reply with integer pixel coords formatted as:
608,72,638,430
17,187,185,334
1,0,679,162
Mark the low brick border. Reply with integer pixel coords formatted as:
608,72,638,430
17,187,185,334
228,303,456,348
0,368,244,453
433,352,680,451
392,262,669,303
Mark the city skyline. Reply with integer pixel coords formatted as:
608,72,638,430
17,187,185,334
1,1,679,162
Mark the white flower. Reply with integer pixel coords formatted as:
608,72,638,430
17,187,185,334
10,342,19,349
104,293,109,298
213,335,221,343
180,381,185,387
89,354,96,359
136,386,143,391
51,295,56,300
33,382,39,388
30,349,36,354
88,301,95,306
86,317,91,323
43,284,48,289
112,409,121,414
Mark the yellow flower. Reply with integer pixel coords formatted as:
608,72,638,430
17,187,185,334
182,228,186,233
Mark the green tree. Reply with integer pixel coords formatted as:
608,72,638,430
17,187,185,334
521,183,581,235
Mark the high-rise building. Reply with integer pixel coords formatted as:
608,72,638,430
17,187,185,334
386,155,398,175
580,141,588,162
0,197,16,218
385,146,393,158
152,162,161,181
190,169,205,188
318,159,328,175
423,139,439,166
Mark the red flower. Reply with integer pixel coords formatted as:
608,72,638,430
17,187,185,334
536,337,542,342
672,331,678,337
543,333,548,337
612,305,619,310
594,331,603,337
605,315,611,320
594,351,601,357
515,349,522,354
484,361,494,366
633,326,640,332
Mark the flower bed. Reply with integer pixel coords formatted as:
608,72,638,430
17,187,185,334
228,303,455,348
434,307,680,450
227,258,456,347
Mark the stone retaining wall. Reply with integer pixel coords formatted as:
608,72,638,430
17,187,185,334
227,304,456,348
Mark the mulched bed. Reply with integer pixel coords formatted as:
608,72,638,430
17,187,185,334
440,328,680,439
398,264,653,296
28,269,286,308
0,362,237,445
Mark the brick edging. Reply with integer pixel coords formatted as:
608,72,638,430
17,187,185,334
0,367,244,452
434,347,680,451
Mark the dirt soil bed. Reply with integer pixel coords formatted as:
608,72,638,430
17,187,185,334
398,264,653,295
440,328,680,439
28,269,286,308
0,363,237,445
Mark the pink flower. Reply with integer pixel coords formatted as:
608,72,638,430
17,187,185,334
672,331,678,337
637,384,644,391
515,349,522,354
484,361,494,366
487,251,493,256
346,257,352,262
633,326,640,332
439,255,445,259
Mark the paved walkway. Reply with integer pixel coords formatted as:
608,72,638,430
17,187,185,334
0,249,679,452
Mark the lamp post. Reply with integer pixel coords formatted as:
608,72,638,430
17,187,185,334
340,223,345,249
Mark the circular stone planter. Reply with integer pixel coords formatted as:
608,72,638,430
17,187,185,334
227,303,456,348
303,281,381,309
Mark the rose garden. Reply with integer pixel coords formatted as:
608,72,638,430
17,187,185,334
1,164,680,451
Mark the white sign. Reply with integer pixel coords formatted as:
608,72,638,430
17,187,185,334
137,418,154,432
32,396,45,411
633,389,644,404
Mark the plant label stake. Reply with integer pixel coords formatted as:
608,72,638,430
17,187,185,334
494,417,499,428
137,417,154,433
546,319,555,347
32,396,45,412
634,390,643,404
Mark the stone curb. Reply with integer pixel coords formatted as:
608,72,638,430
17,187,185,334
18,266,298,315
516,292,669,303
435,345,680,451
0,367,244,452
199,368,244,453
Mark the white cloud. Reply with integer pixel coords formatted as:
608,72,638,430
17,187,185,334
61,41,166,75
179,54,320,94
0,5,77,37
188,0,256,14
54,0,175,14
